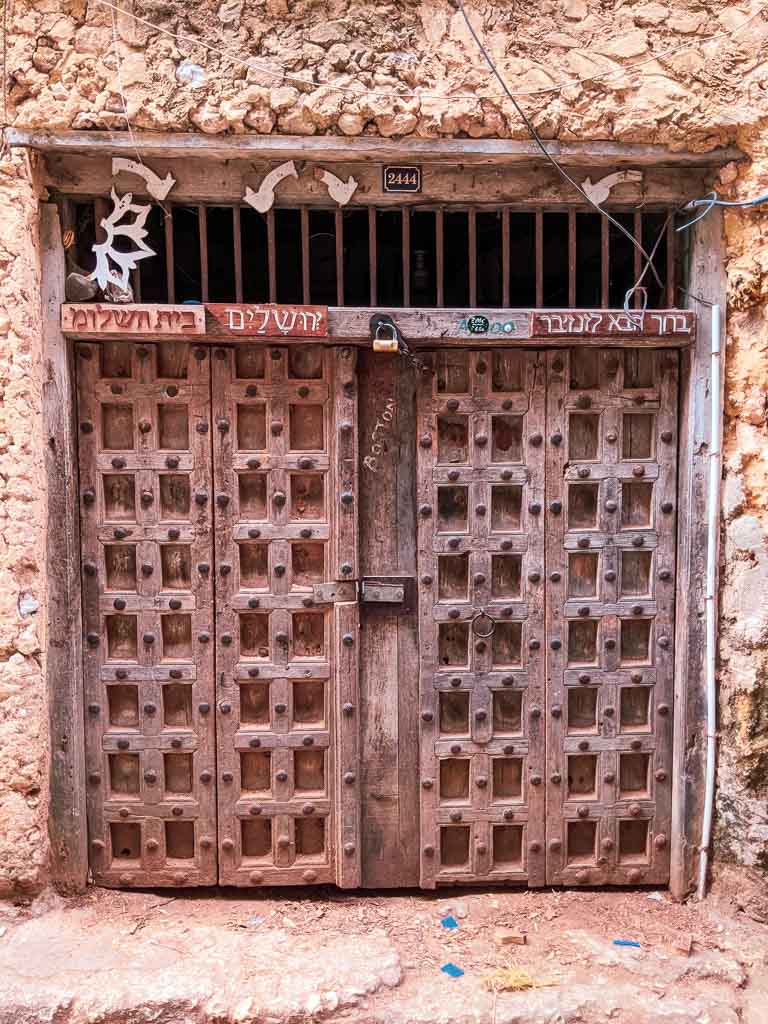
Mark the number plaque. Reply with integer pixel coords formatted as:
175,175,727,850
383,166,422,193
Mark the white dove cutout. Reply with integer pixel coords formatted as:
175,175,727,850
314,167,358,206
581,170,643,206
243,161,299,213
112,158,176,202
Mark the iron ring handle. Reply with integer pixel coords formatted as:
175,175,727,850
471,609,496,639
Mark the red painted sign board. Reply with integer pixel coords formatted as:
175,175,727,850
206,304,328,337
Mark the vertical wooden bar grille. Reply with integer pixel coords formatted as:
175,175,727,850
301,207,311,305
267,209,277,302
633,211,642,309
436,209,445,308
368,207,377,306
233,205,244,304
468,208,477,308
601,216,609,307
198,206,209,303
335,209,344,306
402,208,411,307
535,209,544,308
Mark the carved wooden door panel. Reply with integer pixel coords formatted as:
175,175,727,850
416,350,547,888
78,341,217,886
212,344,360,887
544,348,678,885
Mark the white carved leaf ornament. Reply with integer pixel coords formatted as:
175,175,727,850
89,188,156,291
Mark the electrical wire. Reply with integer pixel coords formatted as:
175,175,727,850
91,0,767,106
677,189,768,230
456,0,664,289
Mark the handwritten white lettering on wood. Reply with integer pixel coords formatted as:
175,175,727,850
111,158,176,201
243,161,298,213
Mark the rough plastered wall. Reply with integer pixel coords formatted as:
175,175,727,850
0,151,47,897
2,0,768,891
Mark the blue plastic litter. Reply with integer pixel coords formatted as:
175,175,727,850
441,962,465,978
613,939,641,948
440,915,459,930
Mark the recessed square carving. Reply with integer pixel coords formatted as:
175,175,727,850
289,404,324,451
567,820,597,865
437,415,469,464
568,553,598,598
109,753,140,795
164,752,193,794
165,820,195,860
621,482,653,528
291,543,324,587
493,825,523,867
620,551,652,596
618,819,650,863
491,415,523,463
235,346,266,379
568,619,598,665
108,684,139,728
492,757,523,800
241,751,271,793
623,350,654,389
156,342,189,379
567,688,598,733
161,545,191,590
289,346,323,379
568,483,599,529
239,542,269,589
440,825,470,867
238,473,267,519
290,474,325,520
292,680,325,726
292,612,325,658
237,403,267,451
491,485,522,532
106,614,138,660
438,553,469,601
105,545,137,590
491,554,522,598
101,404,134,450
620,619,652,663
241,818,272,859
619,753,650,797
492,690,522,734
622,414,654,459
110,822,140,862
294,749,325,792
161,614,192,660
100,342,132,379
440,759,470,801
439,691,469,734
158,405,189,450
163,683,192,727
492,621,522,666
492,351,524,392
569,349,599,390
295,817,324,857
569,413,600,461
620,686,652,731
438,622,469,667
158,474,190,520
436,351,469,394
240,682,270,725
437,486,468,533
103,474,136,521
240,613,270,658
567,754,598,797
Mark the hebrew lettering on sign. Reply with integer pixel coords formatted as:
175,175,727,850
61,304,205,334
206,304,328,338
532,310,694,338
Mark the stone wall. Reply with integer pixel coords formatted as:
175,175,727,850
1,0,767,892
0,151,47,896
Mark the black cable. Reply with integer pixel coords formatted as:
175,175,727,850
456,0,664,291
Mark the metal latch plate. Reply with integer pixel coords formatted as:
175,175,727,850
312,581,357,604
362,581,405,603
359,576,415,613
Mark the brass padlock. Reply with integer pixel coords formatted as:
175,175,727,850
373,322,399,353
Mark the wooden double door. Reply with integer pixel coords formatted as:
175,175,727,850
77,340,677,890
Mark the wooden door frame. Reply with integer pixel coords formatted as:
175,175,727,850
41,197,725,899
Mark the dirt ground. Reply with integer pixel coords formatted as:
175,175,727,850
0,870,766,1024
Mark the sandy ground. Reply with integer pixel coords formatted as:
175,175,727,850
0,875,766,1023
